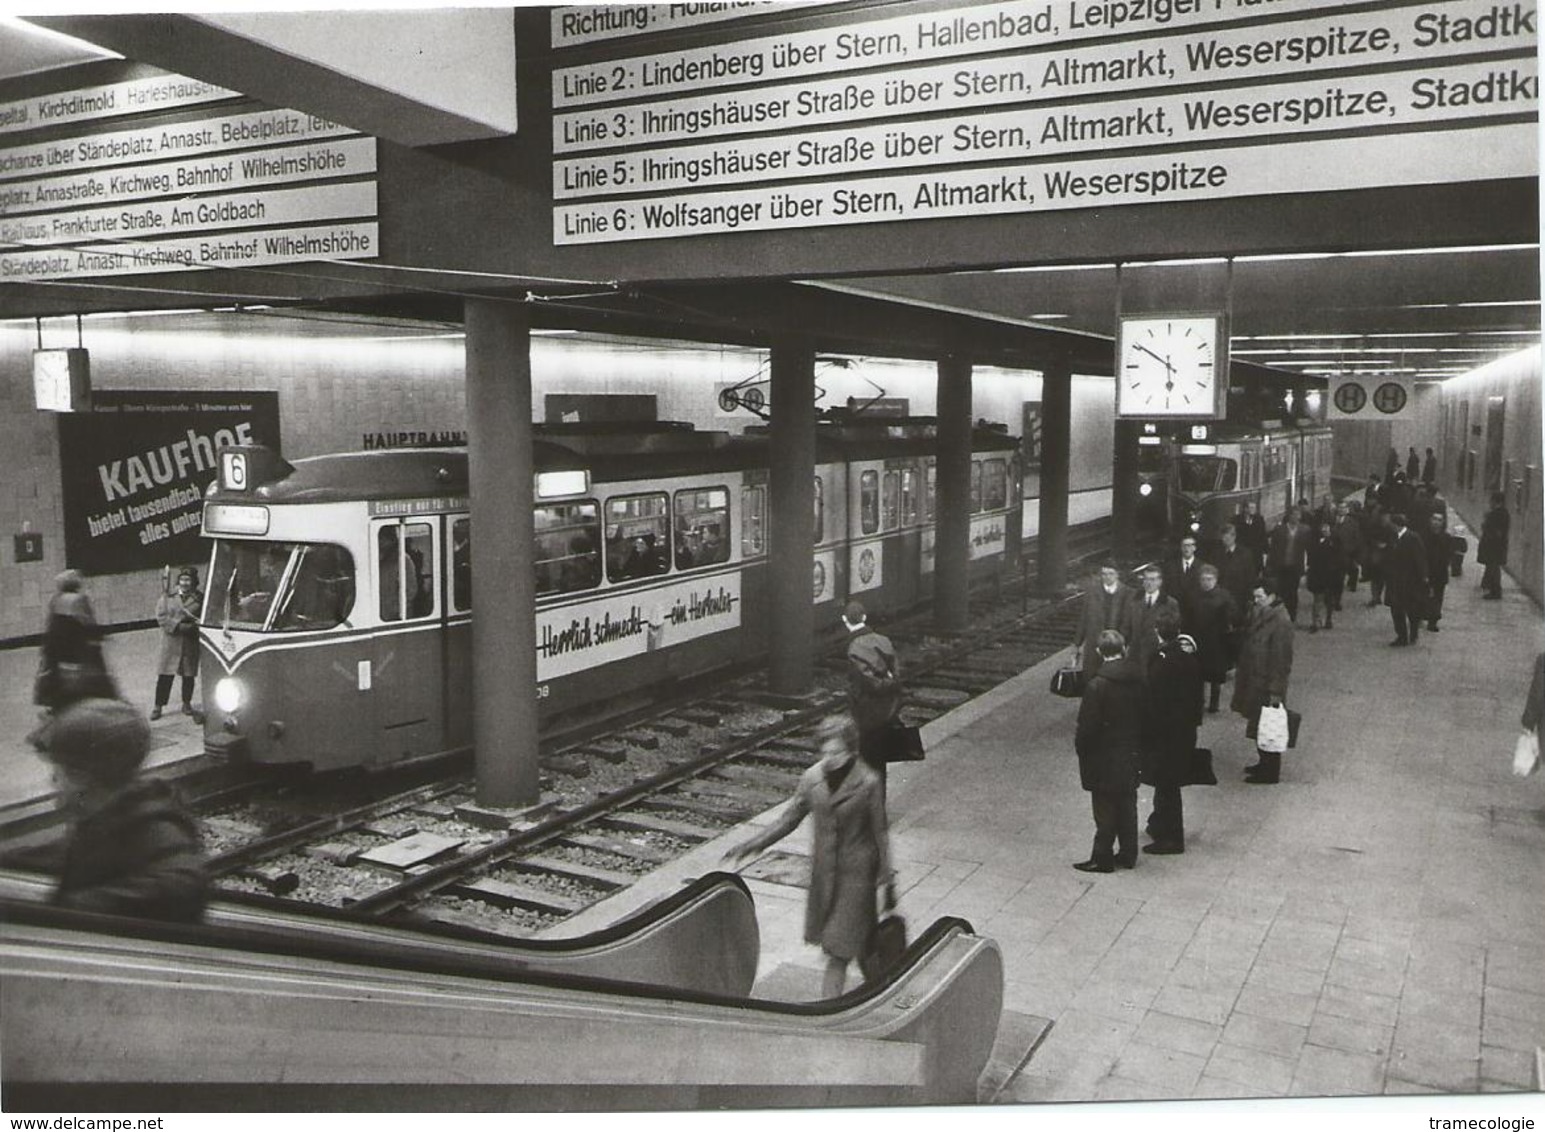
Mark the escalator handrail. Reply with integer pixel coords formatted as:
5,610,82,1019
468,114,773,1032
0,890,979,1017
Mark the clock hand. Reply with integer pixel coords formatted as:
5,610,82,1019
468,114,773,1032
1133,342,1175,373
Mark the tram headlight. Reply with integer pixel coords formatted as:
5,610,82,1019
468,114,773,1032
1138,482,1153,498
1189,519,1202,532
214,677,243,714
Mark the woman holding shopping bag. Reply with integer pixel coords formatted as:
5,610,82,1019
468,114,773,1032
1231,581,1295,784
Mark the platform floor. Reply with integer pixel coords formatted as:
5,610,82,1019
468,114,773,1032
561,564,1545,1103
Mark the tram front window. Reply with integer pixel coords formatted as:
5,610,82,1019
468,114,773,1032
207,540,356,632
1175,457,1238,494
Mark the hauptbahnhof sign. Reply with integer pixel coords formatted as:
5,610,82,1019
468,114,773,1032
548,0,1536,244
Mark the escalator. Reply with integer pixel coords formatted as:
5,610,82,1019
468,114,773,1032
1,888,1003,1110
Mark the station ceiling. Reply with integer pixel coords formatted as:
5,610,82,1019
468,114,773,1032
1,15,1538,387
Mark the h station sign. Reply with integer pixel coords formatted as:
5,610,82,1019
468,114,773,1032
1328,375,1415,420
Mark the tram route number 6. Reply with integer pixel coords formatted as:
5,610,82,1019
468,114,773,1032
221,450,248,491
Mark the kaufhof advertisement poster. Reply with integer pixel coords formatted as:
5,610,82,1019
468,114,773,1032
58,390,281,575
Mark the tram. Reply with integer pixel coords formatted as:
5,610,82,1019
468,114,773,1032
1168,423,1335,542
195,421,1021,771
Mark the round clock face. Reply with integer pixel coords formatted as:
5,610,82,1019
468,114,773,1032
1119,316,1221,417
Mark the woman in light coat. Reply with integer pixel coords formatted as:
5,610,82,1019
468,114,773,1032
725,715,894,998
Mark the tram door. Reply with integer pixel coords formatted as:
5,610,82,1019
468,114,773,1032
370,517,444,765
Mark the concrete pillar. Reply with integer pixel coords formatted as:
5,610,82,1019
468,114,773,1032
465,298,538,806
935,355,973,632
1037,363,1072,593
768,337,815,694
1111,419,1140,568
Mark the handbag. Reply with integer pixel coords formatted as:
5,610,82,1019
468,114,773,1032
1255,703,1290,753
884,722,925,764
1050,666,1084,698
1513,730,1541,777
859,913,908,983
1186,747,1218,786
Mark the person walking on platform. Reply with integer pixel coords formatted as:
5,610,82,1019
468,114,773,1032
32,570,113,722
1266,507,1309,624
1306,519,1346,632
1215,523,1258,613
725,715,893,998
1362,502,1391,607
1385,448,1400,482
1143,611,1203,855
1422,447,1437,486
1191,565,1236,714
1423,512,1452,632
1385,513,1429,647
842,600,901,796
22,698,208,922
1406,446,1421,482
1072,563,1138,683
1232,581,1294,784
1479,491,1511,600
1073,630,1144,873
1131,566,1179,674
153,569,205,723
1335,502,1362,601
1234,500,1268,573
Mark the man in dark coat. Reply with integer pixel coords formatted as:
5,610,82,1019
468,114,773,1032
1422,512,1452,632
1191,565,1237,714
1265,507,1310,624
1214,523,1258,613
1234,501,1269,572
1231,582,1295,785
1361,502,1391,606
1072,563,1139,682
1385,513,1429,646
1129,566,1180,675
1163,535,1207,632
1406,446,1421,481
1422,447,1437,486
1335,502,1363,598
33,698,208,922
1305,520,1346,631
843,601,901,792
1479,491,1511,599
1143,611,1203,855
1073,631,1145,873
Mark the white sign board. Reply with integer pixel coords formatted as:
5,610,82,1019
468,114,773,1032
1328,375,1416,420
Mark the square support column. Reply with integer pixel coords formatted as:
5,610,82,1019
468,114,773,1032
768,338,816,694
934,355,973,632
1037,363,1072,593
1110,419,1141,569
465,298,539,807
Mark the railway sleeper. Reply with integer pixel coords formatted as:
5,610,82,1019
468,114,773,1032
906,688,972,710
602,812,715,842
449,876,587,916
515,854,634,889
748,746,821,769
559,831,677,865
675,708,723,727
571,741,629,765
620,730,661,751
640,794,752,824
642,719,694,738
710,762,803,791
678,779,784,809
540,753,591,778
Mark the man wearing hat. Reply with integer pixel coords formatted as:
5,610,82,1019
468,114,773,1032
153,568,204,722
843,600,901,796
35,698,207,921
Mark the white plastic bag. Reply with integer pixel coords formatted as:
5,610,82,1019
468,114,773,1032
1513,729,1540,777
1256,703,1290,753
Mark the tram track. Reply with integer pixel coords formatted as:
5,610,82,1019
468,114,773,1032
3,523,1154,941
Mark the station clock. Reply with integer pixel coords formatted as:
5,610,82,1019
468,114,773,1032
1115,314,1226,419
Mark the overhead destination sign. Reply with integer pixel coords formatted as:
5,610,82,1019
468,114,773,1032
0,73,236,137
548,0,1537,245
0,65,379,280
552,3,846,47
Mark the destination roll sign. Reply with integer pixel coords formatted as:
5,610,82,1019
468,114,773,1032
549,0,1537,244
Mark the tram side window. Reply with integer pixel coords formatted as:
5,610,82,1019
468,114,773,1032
1217,460,1238,492
379,523,433,622
451,519,471,611
901,466,919,525
606,493,670,583
813,475,824,544
675,487,730,569
534,501,600,596
970,461,983,513
881,471,900,530
741,486,766,557
859,470,879,535
983,459,1007,510
271,544,355,631
924,464,936,522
